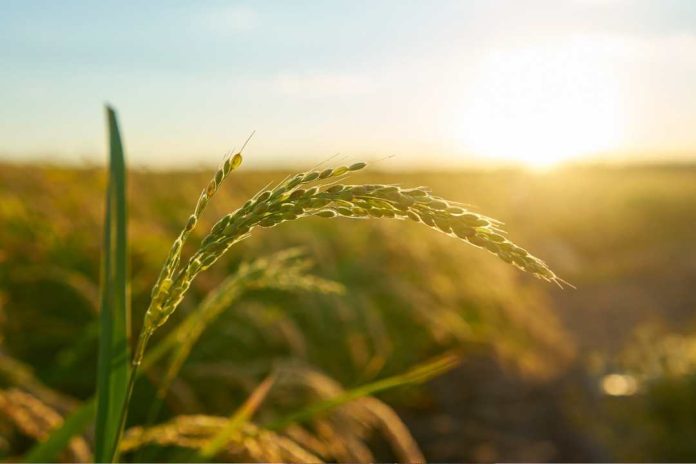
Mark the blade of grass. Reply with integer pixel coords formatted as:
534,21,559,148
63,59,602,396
21,329,170,463
23,399,96,463
94,105,131,463
21,302,207,462
265,352,461,431
195,372,277,461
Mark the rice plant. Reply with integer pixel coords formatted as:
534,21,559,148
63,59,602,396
139,160,560,350
0,389,90,462
142,248,344,428
133,152,562,372
19,107,562,462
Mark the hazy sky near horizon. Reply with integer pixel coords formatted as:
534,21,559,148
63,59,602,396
2,0,696,168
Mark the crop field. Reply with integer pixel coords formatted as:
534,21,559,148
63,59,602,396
2,160,695,462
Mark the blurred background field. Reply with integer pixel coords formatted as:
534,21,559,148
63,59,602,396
2,161,696,461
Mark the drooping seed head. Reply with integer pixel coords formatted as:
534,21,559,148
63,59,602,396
395,194,414,208
256,191,271,202
302,171,320,182
419,213,435,227
434,216,451,232
332,166,349,177
352,207,368,217
253,202,269,214
376,186,399,195
487,232,506,243
144,159,566,356
302,186,318,196
351,185,368,196
309,198,331,208
270,186,287,199
429,200,448,210
288,189,305,200
259,216,280,227
185,215,197,232
326,185,344,194
338,190,354,201
348,162,367,171
286,175,303,189
315,210,337,218
402,188,428,197
231,153,243,169
194,193,209,217
206,180,217,198
467,235,487,248
210,215,231,235
406,211,420,222
452,224,474,239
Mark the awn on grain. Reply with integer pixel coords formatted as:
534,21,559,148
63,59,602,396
137,156,564,361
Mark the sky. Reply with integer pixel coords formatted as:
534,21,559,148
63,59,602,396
1,0,696,169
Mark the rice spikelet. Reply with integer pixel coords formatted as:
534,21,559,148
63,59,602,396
138,161,564,362
121,415,322,463
0,389,91,462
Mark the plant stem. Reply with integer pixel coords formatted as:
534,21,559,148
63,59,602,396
106,329,152,462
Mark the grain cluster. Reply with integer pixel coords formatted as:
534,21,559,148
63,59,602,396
137,154,563,365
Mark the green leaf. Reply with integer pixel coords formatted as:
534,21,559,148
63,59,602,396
23,399,96,463
94,105,131,463
266,352,461,431
196,372,277,461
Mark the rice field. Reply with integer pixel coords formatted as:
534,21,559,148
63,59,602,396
2,151,696,461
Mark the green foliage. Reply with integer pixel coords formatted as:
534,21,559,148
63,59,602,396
196,372,277,460
94,107,131,463
0,158,578,462
265,352,460,431
23,400,95,463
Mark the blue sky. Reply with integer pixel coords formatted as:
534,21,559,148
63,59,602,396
2,0,696,168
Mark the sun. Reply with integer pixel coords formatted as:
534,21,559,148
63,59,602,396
458,39,625,169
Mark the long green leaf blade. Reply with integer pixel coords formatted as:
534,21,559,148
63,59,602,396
94,105,130,463
197,373,277,461
266,352,461,431
23,399,96,463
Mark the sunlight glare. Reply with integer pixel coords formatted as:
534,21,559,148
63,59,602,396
601,373,638,396
459,39,625,169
